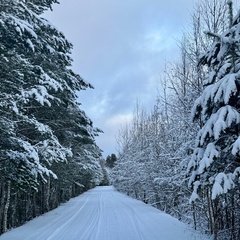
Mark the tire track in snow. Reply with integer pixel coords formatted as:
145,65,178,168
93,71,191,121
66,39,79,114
120,200,146,240
0,186,210,240
23,196,91,240
109,191,145,240
44,196,90,240
79,192,102,240
42,198,89,240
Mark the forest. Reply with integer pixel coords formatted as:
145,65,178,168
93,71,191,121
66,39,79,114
111,1,240,239
0,0,105,235
0,0,240,240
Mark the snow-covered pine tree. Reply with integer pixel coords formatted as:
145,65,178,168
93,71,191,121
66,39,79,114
59,105,103,190
0,0,95,188
0,0,104,233
188,1,240,238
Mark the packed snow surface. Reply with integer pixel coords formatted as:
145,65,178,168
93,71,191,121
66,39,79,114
0,186,210,240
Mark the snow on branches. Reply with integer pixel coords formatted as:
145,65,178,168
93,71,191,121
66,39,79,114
0,0,101,190
188,8,240,201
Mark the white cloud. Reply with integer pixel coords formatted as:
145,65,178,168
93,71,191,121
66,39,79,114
44,0,195,157
88,94,109,117
106,114,133,129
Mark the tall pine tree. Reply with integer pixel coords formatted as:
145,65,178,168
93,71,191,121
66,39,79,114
0,1,103,233
0,0,95,188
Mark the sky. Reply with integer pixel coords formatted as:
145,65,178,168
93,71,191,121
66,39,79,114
43,0,196,157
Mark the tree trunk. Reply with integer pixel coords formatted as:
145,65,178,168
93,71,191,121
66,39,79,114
32,192,36,218
0,181,6,234
3,180,11,233
213,198,219,240
46,177,50,212
207,189,213,234
192,202,197,230
231,193,235,240
11,191,17,228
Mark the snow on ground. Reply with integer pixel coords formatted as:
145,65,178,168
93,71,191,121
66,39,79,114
0,186,211,240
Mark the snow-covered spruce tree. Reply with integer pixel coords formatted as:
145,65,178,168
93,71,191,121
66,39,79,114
188,2,240,239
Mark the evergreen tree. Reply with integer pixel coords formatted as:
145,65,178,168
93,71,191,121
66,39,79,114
0,0,103,233
188,1,240,203
0,0,92,187
188,2,240,238
106,153,117,168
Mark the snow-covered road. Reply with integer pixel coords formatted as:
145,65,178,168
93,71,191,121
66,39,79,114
0,186,209,240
